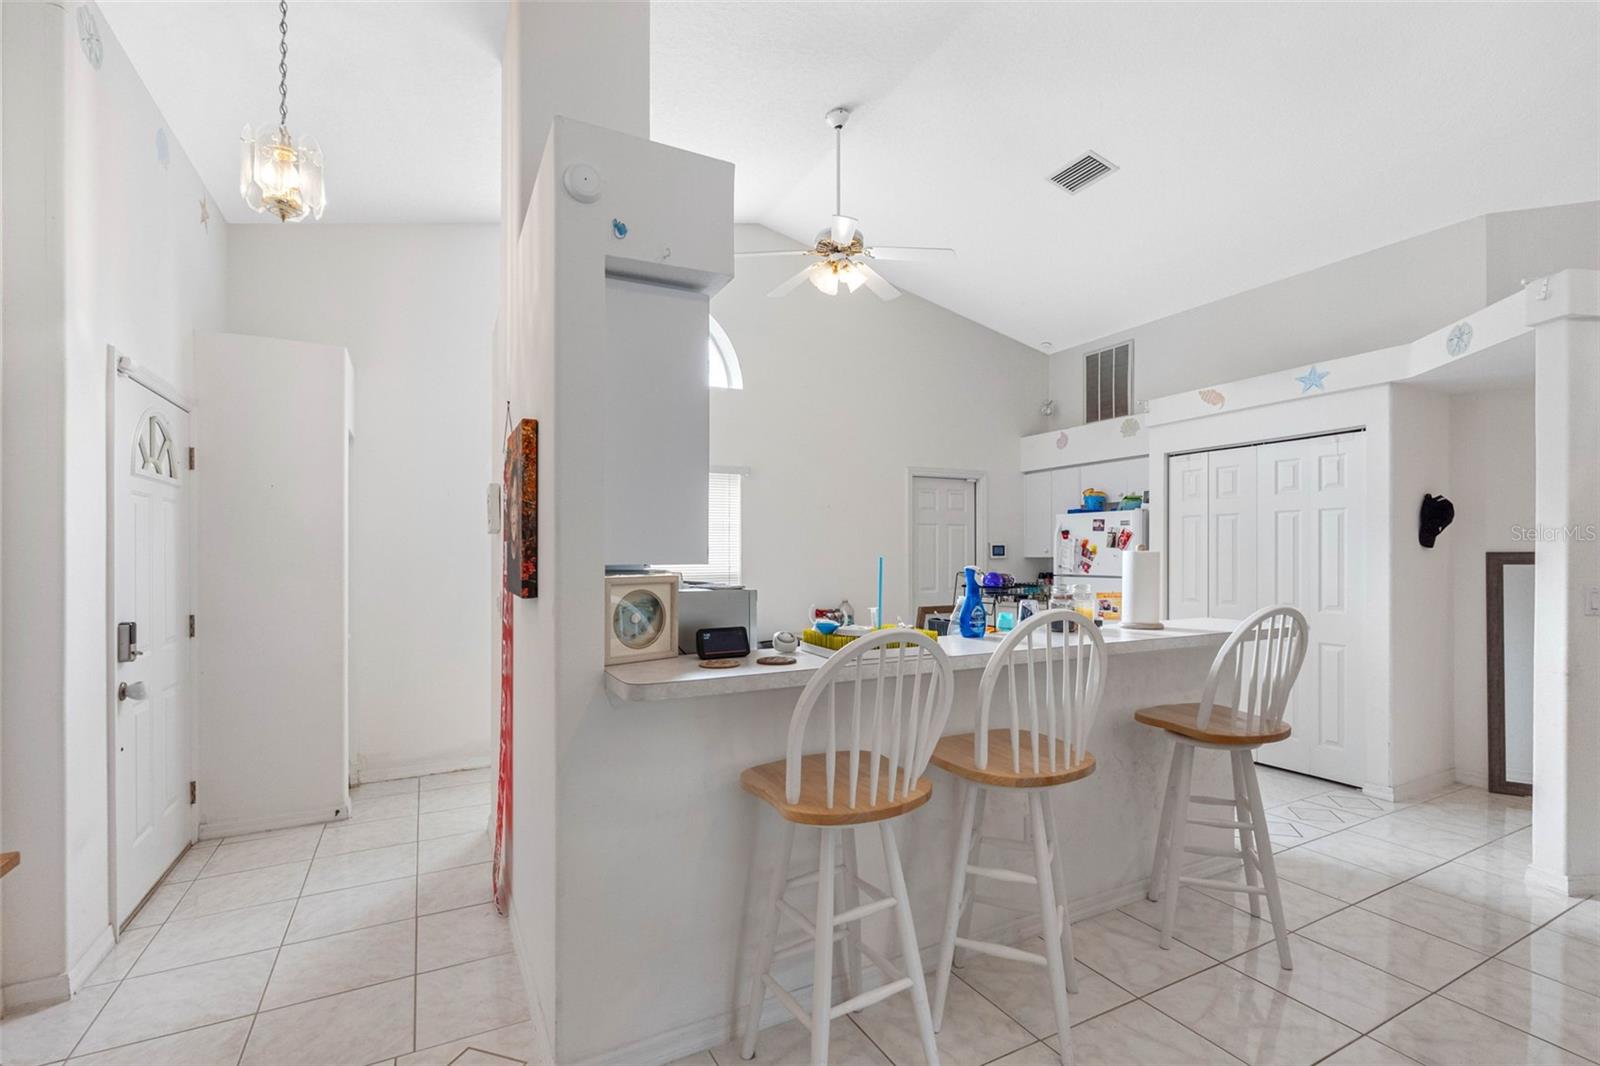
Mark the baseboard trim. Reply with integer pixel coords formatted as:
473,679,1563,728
68,923,117,993
569,855,1234,1066
1526,865,1600,898
505,895,557,1065
1365,767,1460,803
1,971,72,1014
199,802,348,842
349,753,492,787
1453,768,1489,789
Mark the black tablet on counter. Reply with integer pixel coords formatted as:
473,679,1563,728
695,626,750,661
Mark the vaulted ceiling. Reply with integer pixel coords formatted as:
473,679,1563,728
103,2,1597,352
652,2,1600,350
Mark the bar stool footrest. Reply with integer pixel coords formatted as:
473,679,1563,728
762,974,812,1031
953,936,1048,968
966,863,1038,886
1180,875,1267,894
830,976,913,1019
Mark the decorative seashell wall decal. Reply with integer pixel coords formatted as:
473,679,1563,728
1446,321,1473,357
1120,418,1140,437
1055,431,1069,449
1198,388,1226,408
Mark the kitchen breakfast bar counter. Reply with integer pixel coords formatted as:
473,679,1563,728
579,621,1241,1060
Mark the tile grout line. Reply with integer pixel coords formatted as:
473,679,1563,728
232,820,326,1066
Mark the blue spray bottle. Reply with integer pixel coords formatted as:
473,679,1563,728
953,565,987,638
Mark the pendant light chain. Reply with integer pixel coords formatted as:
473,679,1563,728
277,0,289,131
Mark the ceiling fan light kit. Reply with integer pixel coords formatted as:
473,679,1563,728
738,106,955,301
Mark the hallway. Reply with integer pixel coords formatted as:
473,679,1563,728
0,770,531,1065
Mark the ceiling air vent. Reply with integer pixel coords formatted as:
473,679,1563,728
1049,151,1117,194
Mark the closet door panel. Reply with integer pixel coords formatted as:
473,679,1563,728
1166,452,1210,618
1207,446,1258,620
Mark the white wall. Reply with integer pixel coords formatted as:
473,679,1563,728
227,225,498,783
1045,202,1600,430
2,0,227,1003
195,333,351,835
712,225,1050,636
1446,388,1535,787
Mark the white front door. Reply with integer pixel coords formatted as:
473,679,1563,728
1253,432,1366,785
912,476,977,613
114,379,194,925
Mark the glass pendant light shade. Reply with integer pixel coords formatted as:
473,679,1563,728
807,263,840,296
240,123,325,222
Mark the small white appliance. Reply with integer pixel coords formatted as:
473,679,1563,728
1054,509,1149,594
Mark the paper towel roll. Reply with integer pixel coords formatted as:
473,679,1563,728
1122,548,1163,628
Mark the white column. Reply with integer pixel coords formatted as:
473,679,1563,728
1527,269,1600,897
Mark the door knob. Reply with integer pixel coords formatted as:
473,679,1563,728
117,681,147,702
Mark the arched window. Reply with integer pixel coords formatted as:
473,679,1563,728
709,316,743,390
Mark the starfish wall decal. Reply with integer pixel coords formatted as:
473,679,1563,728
1296,366,1330,393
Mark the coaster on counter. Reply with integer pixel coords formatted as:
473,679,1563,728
757,655,797,666
699,658,744,669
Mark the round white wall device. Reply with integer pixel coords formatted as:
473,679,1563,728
563,164,602,204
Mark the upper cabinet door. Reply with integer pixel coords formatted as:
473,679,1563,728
1166,452,1210,619
1050,466,1081,519
1022,470,1054,558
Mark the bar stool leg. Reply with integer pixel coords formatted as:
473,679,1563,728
1029,793,1074,1062
1242,755,1294,969
837,827,865,1002
741,817,795,1060
810,828,837,1064
1040,795,1078,994
952,786,988,968
1147,744,1182,902
881,821,942,1066
1158,744,1196,949
932,780,978,1029
1231,751,1261,918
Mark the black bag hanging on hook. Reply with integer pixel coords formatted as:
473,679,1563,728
1419,493,1455,548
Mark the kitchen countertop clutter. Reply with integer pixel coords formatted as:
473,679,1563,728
604,619,1236,702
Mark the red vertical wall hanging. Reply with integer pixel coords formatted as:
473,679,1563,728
494,417,534,913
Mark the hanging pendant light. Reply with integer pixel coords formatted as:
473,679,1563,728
240,0,325,222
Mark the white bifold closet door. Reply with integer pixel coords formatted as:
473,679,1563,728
1252,433,1365,784
1165,431,1365,785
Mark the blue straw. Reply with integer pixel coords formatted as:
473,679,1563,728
877,555,884,630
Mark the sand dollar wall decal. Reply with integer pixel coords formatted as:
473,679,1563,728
1199,388,1226,408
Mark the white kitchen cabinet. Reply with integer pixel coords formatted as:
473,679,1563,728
1022,470,1054,558
1050,467,1081,521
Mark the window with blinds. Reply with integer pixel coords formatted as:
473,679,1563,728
660,470,742,585
1084,342,1133,423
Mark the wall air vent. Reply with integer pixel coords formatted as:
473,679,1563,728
1049,151,1117,194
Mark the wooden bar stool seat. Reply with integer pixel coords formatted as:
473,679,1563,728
1133,703,1292,745
930,730,1096,789
738,629,955,1066
740,752,932,825
1139,606,1310,974
930,611,1110,1066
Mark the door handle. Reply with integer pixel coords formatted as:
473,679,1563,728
118,681,147,703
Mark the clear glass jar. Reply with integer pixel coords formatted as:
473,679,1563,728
1070,582,1096,621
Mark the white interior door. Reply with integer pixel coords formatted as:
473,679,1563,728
1207,446,1258,620
114,380,194,925
1254,432,1366,785
912,476,977,611
1166,452,1210,618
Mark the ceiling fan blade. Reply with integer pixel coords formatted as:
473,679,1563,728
768,265,815,298
831,215,859,244
865,246,956,262
736,249,813,258
854,263,901,301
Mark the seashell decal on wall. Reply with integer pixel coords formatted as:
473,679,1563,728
1055,431,1069,450
1198,388,1226,408
1120,418,1140,437
78,6,103,69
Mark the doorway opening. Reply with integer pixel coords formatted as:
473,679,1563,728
1487,551,1535,797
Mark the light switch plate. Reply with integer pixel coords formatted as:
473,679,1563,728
487,483,502,535
1586,584,1600,617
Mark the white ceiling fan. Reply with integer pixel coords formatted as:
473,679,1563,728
737,107,955,300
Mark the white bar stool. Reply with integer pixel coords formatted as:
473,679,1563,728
1135,605,1309,970
738,629,955,1066
928,610,1108,1065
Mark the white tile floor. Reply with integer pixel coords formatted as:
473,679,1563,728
673,768,1598,1066
5,768,1595,1066
0,767,536,1066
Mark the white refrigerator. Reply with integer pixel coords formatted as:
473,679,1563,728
1054,509,1149,595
